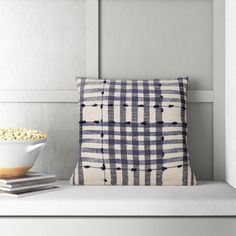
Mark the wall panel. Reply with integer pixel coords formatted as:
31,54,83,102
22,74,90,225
101,0,213,90
0,0,86,90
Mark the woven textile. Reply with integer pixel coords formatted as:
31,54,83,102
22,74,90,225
70,77,196,185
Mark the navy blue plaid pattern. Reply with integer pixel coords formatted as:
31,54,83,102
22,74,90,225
71,77,196,185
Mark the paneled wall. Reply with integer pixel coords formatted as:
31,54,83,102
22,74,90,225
0,0,213,180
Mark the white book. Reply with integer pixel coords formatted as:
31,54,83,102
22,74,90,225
0,172,56,184
0,182,56,192
0,178,56,188
0,186,59,198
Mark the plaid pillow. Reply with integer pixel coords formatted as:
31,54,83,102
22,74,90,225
70,77,196,185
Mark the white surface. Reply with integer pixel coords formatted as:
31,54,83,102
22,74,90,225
0,89,213,103
0,181,235,216
226,0,236,188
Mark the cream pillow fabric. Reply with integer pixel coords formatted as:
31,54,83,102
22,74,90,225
70,77,196,185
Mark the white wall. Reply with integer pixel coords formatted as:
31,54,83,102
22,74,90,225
0,0,86,90
101,0,213,90
0,0,213,180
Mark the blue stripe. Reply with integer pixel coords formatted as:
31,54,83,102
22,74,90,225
81,147,187,155
143,80,151,185
120,81,128,185
132,80,139,185
81,138,183,145
80,122,187,128
154,80,164,185
82,130,187,136
76,77,85,185
81,156,187,165
77,78,188,87
108,80,117,184
78,81,188,87
178,78,189,185
82,96,184,103
83,88,186,96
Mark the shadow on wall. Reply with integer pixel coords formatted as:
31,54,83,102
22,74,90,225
0,103,78,180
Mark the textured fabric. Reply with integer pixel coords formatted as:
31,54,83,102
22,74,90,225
70,77,196,186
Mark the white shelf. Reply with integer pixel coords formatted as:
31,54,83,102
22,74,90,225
0,181,235,216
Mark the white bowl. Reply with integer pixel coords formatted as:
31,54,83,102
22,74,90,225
0,138,47,178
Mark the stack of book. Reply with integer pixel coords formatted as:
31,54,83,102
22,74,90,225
0,172,57,197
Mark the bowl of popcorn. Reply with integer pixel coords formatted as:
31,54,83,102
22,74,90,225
0,128,47,178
